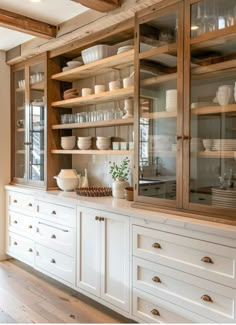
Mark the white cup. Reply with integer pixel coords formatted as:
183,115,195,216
94,85,105,94
109,80,121,91
123,77,133,88
82,88,92,96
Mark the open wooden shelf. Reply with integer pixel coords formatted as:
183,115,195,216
191,104,236,116
192,58,236,78
197,151,236,158
141,73,177,87
31,81,44,91
51,87,134,108
51,149,133,155
52,50,134,82
52,118,134,130
142,111,177,119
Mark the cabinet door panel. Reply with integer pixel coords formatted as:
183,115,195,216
77,209,100,297
100,212,130,312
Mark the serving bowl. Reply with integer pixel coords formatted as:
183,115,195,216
54,176,79,191
81,45,116,64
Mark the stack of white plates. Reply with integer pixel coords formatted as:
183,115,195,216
212,139,236,151
212,187,236,208
117,46,134,54
96,136,111,150
190,138,204,152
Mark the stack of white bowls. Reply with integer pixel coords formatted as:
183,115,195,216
61,136,76,150
96,136,111,150
165,89,177,112
77,136,92,150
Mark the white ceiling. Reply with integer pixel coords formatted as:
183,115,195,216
0,0,89,51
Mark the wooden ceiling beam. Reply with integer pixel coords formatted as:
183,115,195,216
71,0,121,12
0,8,56,39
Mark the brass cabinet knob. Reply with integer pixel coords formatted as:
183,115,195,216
95,216,99,221
51,210,56,215
13,241,17,245
28,248,33,252
51,259,56,264
152,276,161,283
28,203,33,207
100,217,105,222
151,309,160,316
152,242,161,249
201,295,213,302
13,199,17,203
28,225,33,229
51,234,56,239
13,220,18,224
201,256,213,264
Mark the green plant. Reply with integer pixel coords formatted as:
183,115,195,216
109,157,130,181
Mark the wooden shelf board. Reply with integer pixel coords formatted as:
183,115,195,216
52,118,134,130
51,50,134,82
31,81,44,91
139,42,177,60
191,104,236,115
51,149,133,155
192,59,236,76
197,151,236,158
141,73,177,87
142,111,177,119
51,87,134,108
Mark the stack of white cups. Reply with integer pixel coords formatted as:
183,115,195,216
166,89,177,112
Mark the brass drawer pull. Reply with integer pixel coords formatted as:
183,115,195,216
151,309,160,316
51,259,56,264
28,203,33,207
152,276,161,283
95,216,99,221
100,217,105,222
36,251,39,256
51,210,56,215
28,225,33,229
28,248,33,252
13,241,17,246
175,135,182,141
51,234,56,239
13,220,18,224
201,295,213,303
13,199,17,203
152,242,161,249
201,256,213,264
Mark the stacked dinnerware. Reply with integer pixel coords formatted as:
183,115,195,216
190,138,204,152
212,188,236,208
165,89,177,112
61,136,76,150
212,139,236,151
96,136,111,150
77,136,92,150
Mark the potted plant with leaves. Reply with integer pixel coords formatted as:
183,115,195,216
109,157,130,199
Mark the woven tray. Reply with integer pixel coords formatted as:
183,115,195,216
76,187,112,197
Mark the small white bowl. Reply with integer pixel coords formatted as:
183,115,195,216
77,141,92,150
67,61,83,68
78,136,92,141
54,176,79,191
96,141,110,150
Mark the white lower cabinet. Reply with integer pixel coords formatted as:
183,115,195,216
76,206,130,313
7,232,34,266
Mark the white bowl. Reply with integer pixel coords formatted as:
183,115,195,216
96,136,111,141
77,141,92,150
54,176,79,191
96,141,110,150
61,142,75,150
61,136,75,149
58,169,78,178
67,61,83,68
62,66,71,72
78,136,92,141
81,45,116,64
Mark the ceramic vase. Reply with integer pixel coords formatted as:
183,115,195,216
122,99,134,119
112,179,129,199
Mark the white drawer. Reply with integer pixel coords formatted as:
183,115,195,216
133,289,214,323
7,232,34,266
133,257,236,323
8,191,34,214
35,218,76,257
35,244,75,284
36,200,76,227
8,211,34,238
133,225,236,288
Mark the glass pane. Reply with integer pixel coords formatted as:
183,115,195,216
14,69,26,179
29,62,45,182
191,0,236,38
138,11,178,201
189,35,236,208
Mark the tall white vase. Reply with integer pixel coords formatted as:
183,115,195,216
112,179,129,199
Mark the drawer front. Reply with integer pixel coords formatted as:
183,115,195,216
7,232,34,266
35,218,76,257
133,257,235,323
8,211,34,238
8,192,34,214
35,244,75,284
133,225,236,288
133,289,214,324
36,200,76,227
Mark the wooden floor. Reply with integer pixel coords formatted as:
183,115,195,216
0,260,132,324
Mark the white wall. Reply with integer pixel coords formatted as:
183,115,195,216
0,51,10,260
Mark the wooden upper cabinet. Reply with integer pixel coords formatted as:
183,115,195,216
134,1,184,209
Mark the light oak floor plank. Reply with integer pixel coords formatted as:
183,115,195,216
0,260,133,324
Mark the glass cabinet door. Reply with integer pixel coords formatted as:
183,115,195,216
28,61,45,184
13,68,26,181
185,0,236,217
135,2,183,208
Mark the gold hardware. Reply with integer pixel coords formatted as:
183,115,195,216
28,203,33,207
201,295,213,302
95,216,99,221
13,199,17,203
151,309,160,316
100,217,105,222
201,256,213,264
51,234,56,239
183,135,189,140
28,248,33,252
28,225,33,229
13,220,18,224
51,210,56,215
51,259,56,264
13,241,17,245
152,276,161,283
36,251,39,256
175,135,182,141
152,242,161,249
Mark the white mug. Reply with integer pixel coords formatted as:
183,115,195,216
109,80,120,91
94,85,105,94
82,88,92,96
